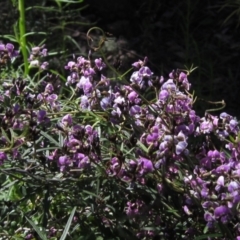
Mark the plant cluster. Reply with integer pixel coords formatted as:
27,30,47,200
0,39,240,240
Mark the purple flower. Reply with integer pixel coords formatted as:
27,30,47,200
233,193,240,206
189,110,200,123
129,105,141,117
215,164,231,174
158,89,169,103
0,44,5,51
65,61,75,70
95,58,106,71
146,132,158,145
61,114,72,127
199,119,213,134
159,135,173,155
37,110,49,123
12,104,20,115
220,112,231,121
137,157,154,175
228,181,239,193
7,43,19,57
74,153,90,169
40,61,49,70
25,233,34,240
42,48,47,56
208,150,220,162
229,119,238,132
175,131,188,155
232,169,240,177
45,83,54,93
66,72,79,86
161,79,176,91
114,95,125,105
128,160,137,172
125,200,145,217
202,201,212,209
83,68,95,77
46,94,60,111
178,72,191,90
204,212,214,222
0,152,7,165
77,76,93,95
100,96,113,110
157,183,163,193
80,95,90,110
128,91,138,103
111,106,122,118
201,187,209,199
182,78,191,90
130,71,141,85
46,94,58,104
176,141,188,155
48,149,58,161
58,155,70,171
183,205,192,215
215,176,225,192
179,72,187,82
214,205,229,223
31,46,47,57
77,56,88,66
99,74,110,86
138,66,153,78
0,43,19,58
77,76,89,89
66,137,81,152
48,227,57,237
12,119,24,130
217,175,225,186
132,59,144,69
107,157,121,176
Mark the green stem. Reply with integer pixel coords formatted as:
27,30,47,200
18,0,28,76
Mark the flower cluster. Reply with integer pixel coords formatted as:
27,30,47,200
28,45,48,69
63,54,240,238
0,43,18,67
1,42,240,239
48,115,101,172
184,123,240,233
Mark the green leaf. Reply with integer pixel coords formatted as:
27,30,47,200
25,217,47,240
137,140,149,153
203,225,208,234
59,206,77,240
1,179,19,191
82,190,100,199
40,131,60,146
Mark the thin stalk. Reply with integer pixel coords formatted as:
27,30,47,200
18,0,29,76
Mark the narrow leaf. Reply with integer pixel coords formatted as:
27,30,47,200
59,206,77,240
40,131,59,146
25,217,47,240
